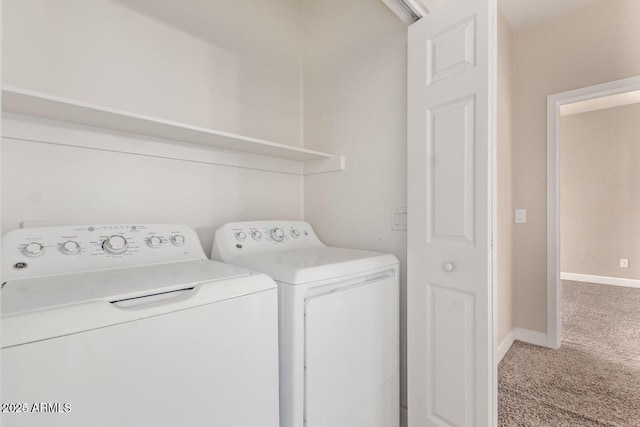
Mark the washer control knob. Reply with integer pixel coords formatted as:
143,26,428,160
103,235,128,255
235,231,247,242
147,236,163,248
23,242,45,257
291,229,300,238
251,230,262,240
171,234,186,246
270,228,285,242
60,240,81,255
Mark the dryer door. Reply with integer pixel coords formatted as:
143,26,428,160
304,271,399,427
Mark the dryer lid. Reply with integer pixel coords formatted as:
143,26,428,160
231,247,398,285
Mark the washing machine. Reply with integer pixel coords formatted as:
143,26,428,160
212,220,399,427
1,224,280,427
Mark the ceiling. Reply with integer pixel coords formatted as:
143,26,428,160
113,0,600,43
498,0,598,32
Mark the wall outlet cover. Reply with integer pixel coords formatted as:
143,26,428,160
392,207,407,231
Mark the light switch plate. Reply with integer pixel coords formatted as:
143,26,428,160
620,259,629,268
515,209,526,224
392,207,407,231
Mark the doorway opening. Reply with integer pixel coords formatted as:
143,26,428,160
546,75,640,348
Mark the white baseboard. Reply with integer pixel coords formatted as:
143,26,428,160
514,327,548,347
497,327,548,361
497,329,515,363
400,405,407,427
561,272,640,289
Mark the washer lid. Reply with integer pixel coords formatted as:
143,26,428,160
1,260,253,316
232,247,398,285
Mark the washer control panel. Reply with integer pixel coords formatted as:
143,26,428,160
212,221,325,261
2,224,206,281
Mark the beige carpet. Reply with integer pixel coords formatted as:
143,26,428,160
498,280,640,426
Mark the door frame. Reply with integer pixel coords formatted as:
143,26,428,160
546,75,640,349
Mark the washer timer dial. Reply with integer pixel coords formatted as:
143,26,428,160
102,235,128,255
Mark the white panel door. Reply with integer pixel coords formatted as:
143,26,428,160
407,0,497,426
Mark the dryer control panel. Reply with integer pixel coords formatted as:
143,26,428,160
212,221,325,261
2,224,206,281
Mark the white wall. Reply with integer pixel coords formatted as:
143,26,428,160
1,0,305,252
3,0,303,146
1,117,303,256
301,0,408,412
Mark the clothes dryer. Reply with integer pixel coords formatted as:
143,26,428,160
2,224,279,427
213,221,399,427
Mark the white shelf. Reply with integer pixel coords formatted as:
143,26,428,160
1,86,335,163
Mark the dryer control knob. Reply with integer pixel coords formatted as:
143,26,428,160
270,228,285,242
251,230,262,240
171,234,186,246
23,242,45,257
60,240,81,255
235,231,247,241
291,229,300,238
103,235,128,255
147,236,163,248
